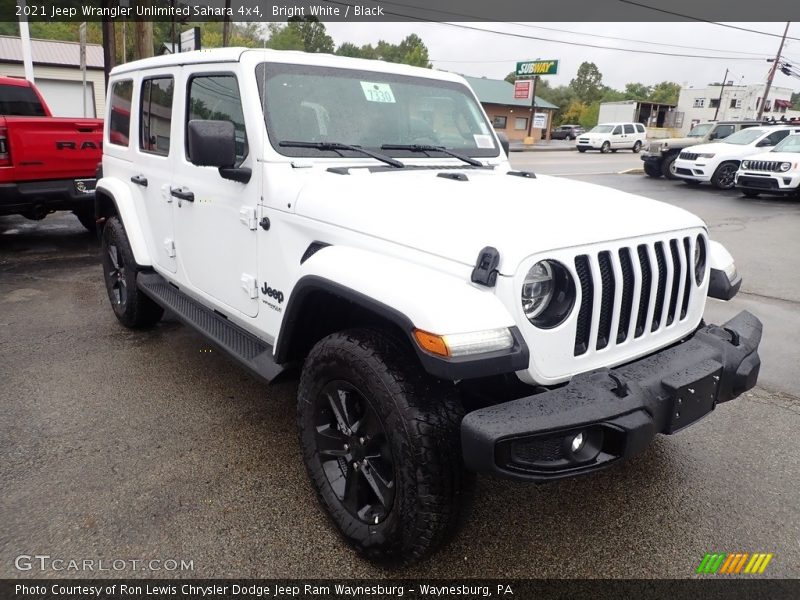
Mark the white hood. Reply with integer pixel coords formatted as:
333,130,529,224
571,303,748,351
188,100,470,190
294,168,705,274
686,142,750,156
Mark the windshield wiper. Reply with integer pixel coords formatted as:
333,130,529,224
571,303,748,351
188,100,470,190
278,140,404,168
381,144,484,167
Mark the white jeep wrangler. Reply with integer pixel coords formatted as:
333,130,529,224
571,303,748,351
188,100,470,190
96,49,762,565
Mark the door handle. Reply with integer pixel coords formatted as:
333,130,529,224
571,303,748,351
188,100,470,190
131,175,148,187
170,187,194,202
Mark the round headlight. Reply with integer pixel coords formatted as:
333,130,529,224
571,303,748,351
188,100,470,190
521,260,576,328
741,160,750,169
780,162,792,172
694,235,707,285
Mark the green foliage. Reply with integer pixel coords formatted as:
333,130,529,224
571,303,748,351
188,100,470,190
792,92,800,108
266,16,334,53
570,61,604,103
335,34,431,68
624,82,651,100
504,71,516,84
649,81,681,105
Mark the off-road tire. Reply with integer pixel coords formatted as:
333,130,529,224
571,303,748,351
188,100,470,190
101,217,164,329
644,162,662,178
297,329,467,566
632,141,642,153
74,209,97,233
601,141,611,153
661,153,680,179
711,161,739,190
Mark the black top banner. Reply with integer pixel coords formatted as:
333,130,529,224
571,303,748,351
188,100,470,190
4,0,800,22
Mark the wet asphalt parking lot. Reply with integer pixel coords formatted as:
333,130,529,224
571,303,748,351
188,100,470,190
1,154,798,578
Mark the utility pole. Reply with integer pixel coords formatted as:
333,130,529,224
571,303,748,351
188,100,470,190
713,68,728,121
758,21,791,120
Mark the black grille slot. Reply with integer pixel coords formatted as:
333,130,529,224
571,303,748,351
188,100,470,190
574,255,593,356
596,251,615,350
667,239,681,326
680,151,699,160
635,245,651,338
681,237,692,320
651,242,667,331
617,248,634,344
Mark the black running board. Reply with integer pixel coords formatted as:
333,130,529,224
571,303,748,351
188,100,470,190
137,272,284,382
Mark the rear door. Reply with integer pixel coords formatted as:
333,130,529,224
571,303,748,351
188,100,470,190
622,124,636,148
170,68,259,318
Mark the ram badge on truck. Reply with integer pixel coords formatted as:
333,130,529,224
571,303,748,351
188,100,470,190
96,49,762,565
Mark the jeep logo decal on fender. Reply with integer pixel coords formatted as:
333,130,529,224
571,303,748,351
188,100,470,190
260,282,284,304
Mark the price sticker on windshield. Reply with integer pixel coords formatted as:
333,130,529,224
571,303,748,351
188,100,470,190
360,82,396,103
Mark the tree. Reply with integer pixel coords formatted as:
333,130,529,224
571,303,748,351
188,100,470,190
570,61,604,103
504,71,516,84
649,81,681,105
792,92,800,108
266,16,334,53
624,82,651,100
334,34,431,68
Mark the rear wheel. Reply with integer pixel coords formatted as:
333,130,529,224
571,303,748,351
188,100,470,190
711,161,738,190
297,329,466,565
644,162,662,178
632,141,642,153
101,217,164,329
661,154,679,179
600,141,611,153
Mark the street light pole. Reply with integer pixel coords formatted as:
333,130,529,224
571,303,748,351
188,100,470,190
758,21,790,121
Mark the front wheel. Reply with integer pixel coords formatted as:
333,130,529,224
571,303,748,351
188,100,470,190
632,141,642,153
661,154,679,179
644,162,662,178
600,141,611,153
711,161,738,190
101,217,164,329
297,329,466,565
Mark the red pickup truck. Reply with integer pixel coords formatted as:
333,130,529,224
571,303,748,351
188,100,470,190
0,76,103,231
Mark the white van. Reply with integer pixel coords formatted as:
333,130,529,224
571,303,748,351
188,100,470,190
577,122,647,153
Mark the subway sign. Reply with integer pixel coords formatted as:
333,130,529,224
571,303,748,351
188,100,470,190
516,60,559,77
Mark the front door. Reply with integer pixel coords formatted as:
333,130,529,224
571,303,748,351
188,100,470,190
171,69,259,318
623,124,636,148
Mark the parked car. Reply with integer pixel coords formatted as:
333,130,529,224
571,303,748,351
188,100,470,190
673,126,800,190
0,76,103,231
641,120,764,179
576,122,647,153
97,48,761,565
551,124,585,140
735,133,800,197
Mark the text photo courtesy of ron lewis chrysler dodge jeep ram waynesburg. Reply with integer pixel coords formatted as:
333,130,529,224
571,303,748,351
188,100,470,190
90,48,761,565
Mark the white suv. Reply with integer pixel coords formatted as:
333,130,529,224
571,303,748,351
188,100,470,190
95,48,762,565
735,133,800,197
576,122,647,153
673,126,800,189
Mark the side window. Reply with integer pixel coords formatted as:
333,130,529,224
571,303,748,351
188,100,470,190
715,125,734,139
612,126,622,135
763,130,789,146
623,124,635,134
140,76,174,156
108,79,133,147
492,115,507,129
635,124,645,133
187,74,248,165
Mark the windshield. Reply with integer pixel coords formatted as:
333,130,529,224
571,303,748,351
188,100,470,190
589,125,614,133
772,134,800,153
721,128,767,145
256,63,499,158
687,123,713,137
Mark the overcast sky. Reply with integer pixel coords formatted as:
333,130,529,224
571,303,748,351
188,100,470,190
322,22,800,92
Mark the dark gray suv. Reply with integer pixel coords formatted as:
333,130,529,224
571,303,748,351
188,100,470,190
551,124,585,140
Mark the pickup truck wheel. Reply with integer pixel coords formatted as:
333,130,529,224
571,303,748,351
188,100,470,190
661,154,679,179
600,142,611,153
643,162,662,178
101,217,164,329
711,161,738,190
298,329,466,565
73,210,96,233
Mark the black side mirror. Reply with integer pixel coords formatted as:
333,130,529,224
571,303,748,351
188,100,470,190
497,132,510,155
187,120,251,183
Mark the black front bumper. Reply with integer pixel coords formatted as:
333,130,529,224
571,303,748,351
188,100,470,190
461,311,762,482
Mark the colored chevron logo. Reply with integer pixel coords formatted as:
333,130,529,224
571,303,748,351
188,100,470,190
697,552,774,574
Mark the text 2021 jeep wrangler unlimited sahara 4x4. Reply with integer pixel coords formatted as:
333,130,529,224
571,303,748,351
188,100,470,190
96,49,762,565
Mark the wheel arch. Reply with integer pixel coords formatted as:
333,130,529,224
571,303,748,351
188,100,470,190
95,178,152,267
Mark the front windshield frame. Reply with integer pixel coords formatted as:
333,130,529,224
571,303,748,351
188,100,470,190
720,128,767,145
771,133,800,153
255,62,501,160
590,125,614,133
687,123,713,137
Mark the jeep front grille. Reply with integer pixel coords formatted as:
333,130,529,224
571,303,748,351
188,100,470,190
744,160,781,172
679,151,699,160
573,236,697,356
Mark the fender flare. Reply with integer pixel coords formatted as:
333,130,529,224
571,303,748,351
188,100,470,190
708,240,742,300
275,246,528,380
95,177,152,267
